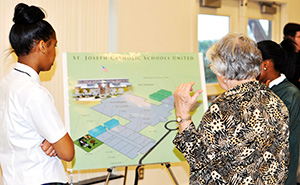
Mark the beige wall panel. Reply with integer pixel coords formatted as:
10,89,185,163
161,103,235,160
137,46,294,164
117,0,197,52
287,0,300,23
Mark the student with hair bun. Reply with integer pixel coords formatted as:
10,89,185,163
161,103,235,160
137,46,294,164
0,3,74,185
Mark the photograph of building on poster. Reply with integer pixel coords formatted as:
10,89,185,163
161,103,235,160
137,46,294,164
73,78,132,100
63,52,207,170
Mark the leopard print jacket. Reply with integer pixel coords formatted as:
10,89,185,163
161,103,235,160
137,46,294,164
173,81,289,185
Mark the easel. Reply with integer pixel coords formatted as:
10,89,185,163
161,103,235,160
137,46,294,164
134,162,179,185
71,120,179,185
134,120,179,185
104,166,128,185
104,120,179,185
100,162,179,185
69,168,125,185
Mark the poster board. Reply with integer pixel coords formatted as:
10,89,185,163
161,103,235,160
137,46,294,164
63,52,208,170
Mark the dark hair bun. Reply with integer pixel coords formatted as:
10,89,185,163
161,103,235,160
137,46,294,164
13,3,45,24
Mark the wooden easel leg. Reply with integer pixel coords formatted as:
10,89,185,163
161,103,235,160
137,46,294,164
104,167,113,185
123,166,128,185
164,163,179,185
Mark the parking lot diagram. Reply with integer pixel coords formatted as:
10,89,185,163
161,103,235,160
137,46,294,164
63,52,207,170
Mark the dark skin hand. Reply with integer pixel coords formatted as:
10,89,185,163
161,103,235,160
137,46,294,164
40,139,57,157
40,133,74,162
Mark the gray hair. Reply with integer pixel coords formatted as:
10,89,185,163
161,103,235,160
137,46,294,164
206,32,262,80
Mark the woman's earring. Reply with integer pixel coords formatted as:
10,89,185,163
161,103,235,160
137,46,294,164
263,67,267,71
224,79,227,83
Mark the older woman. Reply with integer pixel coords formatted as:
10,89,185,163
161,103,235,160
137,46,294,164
173,33,289,184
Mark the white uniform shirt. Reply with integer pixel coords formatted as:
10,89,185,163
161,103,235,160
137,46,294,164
268,73,286,88
0,63,68,185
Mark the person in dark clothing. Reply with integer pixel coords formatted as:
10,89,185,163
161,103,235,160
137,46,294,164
280,23,300,90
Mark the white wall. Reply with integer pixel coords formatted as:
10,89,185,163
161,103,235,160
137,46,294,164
1,0,300,184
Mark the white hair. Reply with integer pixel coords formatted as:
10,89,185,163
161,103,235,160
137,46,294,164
206,32,262,80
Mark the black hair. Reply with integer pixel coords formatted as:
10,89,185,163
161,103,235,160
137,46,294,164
9,3,55,56
280,38,297,79
283,23,300,38
257,40,285,72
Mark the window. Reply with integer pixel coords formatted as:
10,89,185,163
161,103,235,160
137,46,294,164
248,19,272,42
198,14,229,83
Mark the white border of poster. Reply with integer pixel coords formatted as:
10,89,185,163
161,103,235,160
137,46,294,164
62,52,208,170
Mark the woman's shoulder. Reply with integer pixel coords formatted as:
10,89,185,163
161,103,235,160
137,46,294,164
11,76,53,102
214,81,270,102
210,81,285,112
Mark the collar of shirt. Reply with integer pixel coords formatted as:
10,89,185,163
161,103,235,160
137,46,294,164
269,73,286,88
15,62,41,85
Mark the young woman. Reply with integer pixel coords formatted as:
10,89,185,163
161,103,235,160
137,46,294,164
0,3,74,185
257,40,300,185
